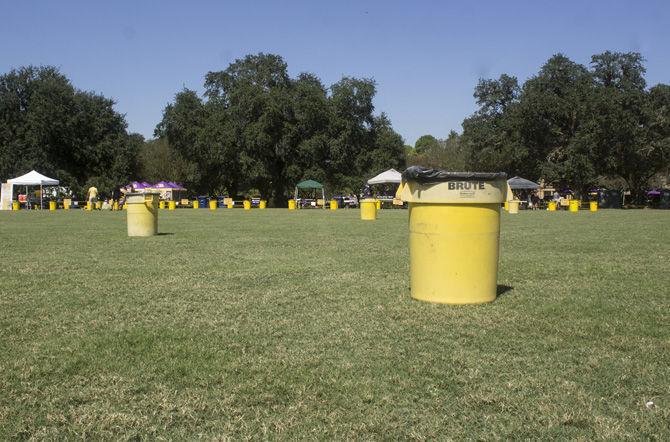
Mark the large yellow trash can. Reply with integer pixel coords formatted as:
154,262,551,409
400,167,509,304
259,200,267,209
360,199,377,220
12,201,19,211
569,200,580,212
209,200,217,210
589,201,598,212
330,199,338,211
168,200,176,211
508,200,519,214
548,201,557,211
243,200,251,210
288,199,296,210
49,201,57,211
126,192,159,237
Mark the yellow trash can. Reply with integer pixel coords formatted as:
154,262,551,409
569,200,580,212
168,200,176,210
86,201,92,211
96,200,102,210
548,201,557,211
508,200,520,214
259,200,267,209
209,199,217,210
360,199,377,220
503,201,509,211
400,167,510,304
589,201,598,212
12,201,20,211
330,199,338,211
159,200,166,209
113,201,119,211
49,201,57,211
193,200,199,209
126,192,159,237
63,199,71,210
243,200,251,210
288,199,296,210
376,200,381,210
227,202,234,209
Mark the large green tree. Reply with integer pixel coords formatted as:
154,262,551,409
0,66,139,196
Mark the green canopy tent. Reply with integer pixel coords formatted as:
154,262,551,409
294,179,325,209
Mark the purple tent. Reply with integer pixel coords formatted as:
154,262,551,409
647,190,661,196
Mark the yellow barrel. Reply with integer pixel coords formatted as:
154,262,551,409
508,200,519,214
590,201,598,212
569,199,580,212
227,202,234,209
330,199,338,211
159,200,166,209
399,169,509,304
548,201,557,211
86,201,92,211
243,200,251,210
288,199,296,210
63,199,71,210
360,199,377,220
96,200,102,210
49,201,56,211
503,201,509,211
209,199,217,210
12,201,19,211
113,201,119,211
376,200,381,210
168,200,176,210
259,200,267,209
126,192,159,237
193,200,199,209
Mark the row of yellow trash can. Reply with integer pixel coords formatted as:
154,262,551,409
504,200,599,212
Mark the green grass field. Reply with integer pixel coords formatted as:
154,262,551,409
1,207,669,439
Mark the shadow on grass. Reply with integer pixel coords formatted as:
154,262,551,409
157,232,175,236
497,284,514,297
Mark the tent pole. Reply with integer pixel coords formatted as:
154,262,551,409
40,184,43,210
322,188,325,209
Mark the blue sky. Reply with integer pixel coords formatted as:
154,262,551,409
1,0,668,145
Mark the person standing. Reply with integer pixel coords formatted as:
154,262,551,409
87,186,98,210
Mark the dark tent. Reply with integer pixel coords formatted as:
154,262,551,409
294,180,325,209
507,176,540,190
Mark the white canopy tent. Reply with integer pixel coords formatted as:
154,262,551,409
1,170,59,210
367,168,402,185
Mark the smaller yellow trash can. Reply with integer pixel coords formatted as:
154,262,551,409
259,200,267,209
193,200,199,209
96,200,102,210
168,200,176,210
330,199,338,211
86,201,92,211
126,192,159,237
12,201,20,211
243,200,251,210
569,200,580,212
227,202,234,209
548,201,557,211
375,200,381,210
503,201,509,211
360,199,377,220
508,200,520,214
113,201,119,211
159,200,166,209
209,200,217,210
590,201,598,212
288,199,296,210
63,199,71,210
49,201,57,211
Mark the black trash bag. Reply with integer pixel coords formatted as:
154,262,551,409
402,166,507,184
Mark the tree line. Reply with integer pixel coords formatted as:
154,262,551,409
408,51,670,202
1,51,669,204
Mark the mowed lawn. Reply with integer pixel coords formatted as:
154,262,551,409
1,207,669,439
